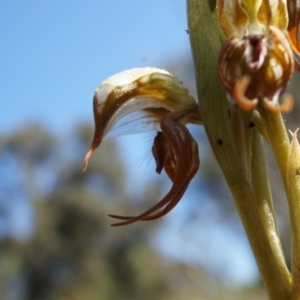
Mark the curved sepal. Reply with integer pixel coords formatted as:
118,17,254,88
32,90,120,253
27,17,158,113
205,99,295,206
217,0,288,37
109,104,200,226
287,0,300,68
83,68,199,171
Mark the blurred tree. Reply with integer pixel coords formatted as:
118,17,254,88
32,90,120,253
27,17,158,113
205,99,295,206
0,124,173,300
0,121,271,299
0,123,267,300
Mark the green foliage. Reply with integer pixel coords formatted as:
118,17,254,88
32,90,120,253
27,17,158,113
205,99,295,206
1,123,266,300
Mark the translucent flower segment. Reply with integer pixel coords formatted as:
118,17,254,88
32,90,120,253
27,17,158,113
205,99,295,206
83,68,201,226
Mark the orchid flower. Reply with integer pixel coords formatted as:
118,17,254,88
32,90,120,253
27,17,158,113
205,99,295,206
83,68,201,226
217,0,300,112
187,0,300,298
84,0,300,296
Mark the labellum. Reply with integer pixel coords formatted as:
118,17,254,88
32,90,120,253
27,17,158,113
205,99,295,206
83,68,201,226
217,0,298,112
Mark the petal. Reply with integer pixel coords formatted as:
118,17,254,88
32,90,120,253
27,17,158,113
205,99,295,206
287,0,300,58
217,0,288,36
256,0,288,31
83,68,199,171
109,104,200,226
152,131,177,181
217,0,249,37
218,26,294,111
233,75,259,111
268,0,288,30
152,131,172,175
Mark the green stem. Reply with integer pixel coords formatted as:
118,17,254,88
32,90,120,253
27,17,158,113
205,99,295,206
257,104,300,298
257,104,290,190
287,134,300,299
251,129,279,237
251,129,290,287
228,180,291,299
187,0,291,297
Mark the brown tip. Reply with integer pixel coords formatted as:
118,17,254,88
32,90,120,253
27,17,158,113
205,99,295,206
83,148,94,172
263,93,294,114
233,75,258,111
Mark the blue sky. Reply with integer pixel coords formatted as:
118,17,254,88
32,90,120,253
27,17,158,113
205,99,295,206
0,0,258,286
1,0,189,132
